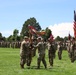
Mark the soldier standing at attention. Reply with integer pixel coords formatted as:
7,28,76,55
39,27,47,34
47,38,55,67
20,36,30,69
35,37,47,69
57,42,63,60
32,37,37,57
70,38,76,63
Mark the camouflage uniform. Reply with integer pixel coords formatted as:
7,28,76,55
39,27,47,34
66,38,76,63
66,41,72,58
70,42,76,63
26,43,33,67
47,39,55,67
20,36,31,68
32,38,37,57
57,42,63,60
35,37,47,69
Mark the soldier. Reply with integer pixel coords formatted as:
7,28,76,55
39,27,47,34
35,37,47,69
70,38,76,63
32,37,37,57
57,42,63,60
66,41,72,59
47,38,55,67
20,36,30,69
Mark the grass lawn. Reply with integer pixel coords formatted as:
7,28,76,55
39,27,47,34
0,48,76,75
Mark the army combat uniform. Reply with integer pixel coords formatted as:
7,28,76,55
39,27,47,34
35,37,47,69
32,38,37,57
20,36,31,68
70,42,76,63
47,39,55,67
57,42,63,60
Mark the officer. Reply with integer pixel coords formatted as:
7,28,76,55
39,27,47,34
70,37,76,63
32,37,37,57
20,36,30,69
57,42,63,60
35,37,47,69
47,38,55,67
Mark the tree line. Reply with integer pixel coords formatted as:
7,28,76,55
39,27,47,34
0,17,72,42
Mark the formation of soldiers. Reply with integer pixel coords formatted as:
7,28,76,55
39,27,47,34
0,41,21,48
20,36,71,69
0,35,76,69
20,36,56,69
66,38,76,63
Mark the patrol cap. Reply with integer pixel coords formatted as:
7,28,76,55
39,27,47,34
24,36,28,39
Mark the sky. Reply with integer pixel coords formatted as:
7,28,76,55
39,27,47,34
0,0,76,38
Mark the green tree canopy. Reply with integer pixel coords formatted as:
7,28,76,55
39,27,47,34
55,36,64,41
45,27,52,40
13,29,19,41
0,32,7,41
20,17,41,37
0,32,2,37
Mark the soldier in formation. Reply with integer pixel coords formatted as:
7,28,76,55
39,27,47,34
20,36,32,69
57,42,63,60
70,38,76,63
66,38,76,63
47,38,56,67
34,37,47,69
32,37,37,57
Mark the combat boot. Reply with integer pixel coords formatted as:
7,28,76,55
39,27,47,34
45,65,47,69
37,66,40,69
20,64,24,69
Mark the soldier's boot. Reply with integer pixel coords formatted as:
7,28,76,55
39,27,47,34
71,57,75,63
37,61,40,69
59,56,62,60
50,63,53,67
37,65,40,69
20,64,24,69
49,59,53,67
44,64,47,69
37,62,40,69
42,59,47,69
20,60,25,69
27,60,31,66
58,52,60,59
27,59,32,69
58,52,62,60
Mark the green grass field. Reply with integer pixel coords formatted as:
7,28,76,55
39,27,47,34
0,48,76,75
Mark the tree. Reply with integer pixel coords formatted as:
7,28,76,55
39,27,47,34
20,17,41,38
0,32,2,37
45,27,52,40
7,35,14,42
64,36,68,41
13,29,19,41
55,36,64,41
16,36,21,41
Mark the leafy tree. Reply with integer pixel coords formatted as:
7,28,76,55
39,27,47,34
45,27,52,40
20,17,41,38
55,36,64,41
7,35,14,42
64,36,68,41
16,36,21,41
0,32,2,41
2,37,6,41
13,29,19,41
0,32,6,41
0,32,2,37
